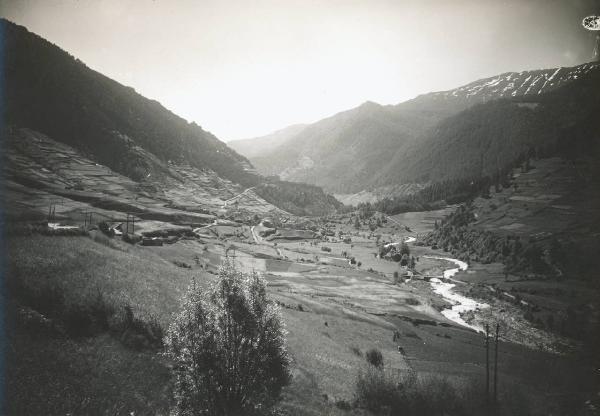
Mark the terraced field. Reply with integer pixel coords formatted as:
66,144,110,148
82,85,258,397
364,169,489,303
4,128,285,228
472,157,600,238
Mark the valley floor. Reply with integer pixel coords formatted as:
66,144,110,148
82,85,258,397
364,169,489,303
4,207,597,415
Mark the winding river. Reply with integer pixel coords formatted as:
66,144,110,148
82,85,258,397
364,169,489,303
423,256,489,332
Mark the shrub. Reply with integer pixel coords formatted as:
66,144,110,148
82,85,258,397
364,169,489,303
355,368,532,416
365,348,384,369
166,260,291,416
98,221,115,237
91,231,121,250
114,305,164,351
405,298,421,306
122,233,142,245
355,368,465,416
355,366,400,412
349,345,362,356
335,399,353,410
172,260,192,269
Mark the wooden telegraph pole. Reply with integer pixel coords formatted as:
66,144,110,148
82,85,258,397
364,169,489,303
48,202,55,222
494,323,500,404
485,323,490,404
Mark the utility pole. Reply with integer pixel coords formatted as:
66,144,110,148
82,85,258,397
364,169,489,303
485,323,490,404
48,202,56,222
494,323,500,404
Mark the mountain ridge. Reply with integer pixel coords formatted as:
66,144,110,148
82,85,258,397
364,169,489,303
234,61,599,195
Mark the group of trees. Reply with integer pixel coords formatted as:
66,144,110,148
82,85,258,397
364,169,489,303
377,241,416,269
351,209,387,231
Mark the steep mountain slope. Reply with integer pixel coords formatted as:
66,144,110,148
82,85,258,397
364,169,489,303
1,19,341,217
2,19,256,187
235,62,599,194
228,124,307,160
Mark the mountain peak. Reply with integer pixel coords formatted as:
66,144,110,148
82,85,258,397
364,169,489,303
359,100,382,109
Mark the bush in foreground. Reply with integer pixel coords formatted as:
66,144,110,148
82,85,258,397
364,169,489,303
355,367,468,415
166,260,291,416
355,365,532,416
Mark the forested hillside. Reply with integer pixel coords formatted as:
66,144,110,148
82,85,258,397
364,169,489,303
254,179,343,217
2,19,256,186
375,64,600,187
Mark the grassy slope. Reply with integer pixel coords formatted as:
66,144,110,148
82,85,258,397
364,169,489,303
4,234,213,415
5,219,597,415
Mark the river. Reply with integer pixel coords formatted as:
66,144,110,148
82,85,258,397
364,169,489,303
423,256,489,332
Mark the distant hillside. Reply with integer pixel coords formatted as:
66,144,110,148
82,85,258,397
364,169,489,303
228,124,307,160
234,63,599,194
247,101,432,193
255,180,343,217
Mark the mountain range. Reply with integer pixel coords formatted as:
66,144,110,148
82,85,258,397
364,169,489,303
230,62,600,199
4,16,599,216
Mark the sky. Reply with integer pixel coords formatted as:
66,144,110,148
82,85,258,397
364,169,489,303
1,0,599,141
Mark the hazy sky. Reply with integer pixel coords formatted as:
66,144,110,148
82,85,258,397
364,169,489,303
1,0,599,140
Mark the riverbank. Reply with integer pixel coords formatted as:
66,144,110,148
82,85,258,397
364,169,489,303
422,258,576,354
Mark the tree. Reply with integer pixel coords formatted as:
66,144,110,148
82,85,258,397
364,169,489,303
365,348,384,369
166,260,291,416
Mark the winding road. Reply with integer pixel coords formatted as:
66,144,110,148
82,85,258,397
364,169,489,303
221,187,256,208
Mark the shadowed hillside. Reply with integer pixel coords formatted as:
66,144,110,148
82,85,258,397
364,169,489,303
2,19,257,186
1,19,342,217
